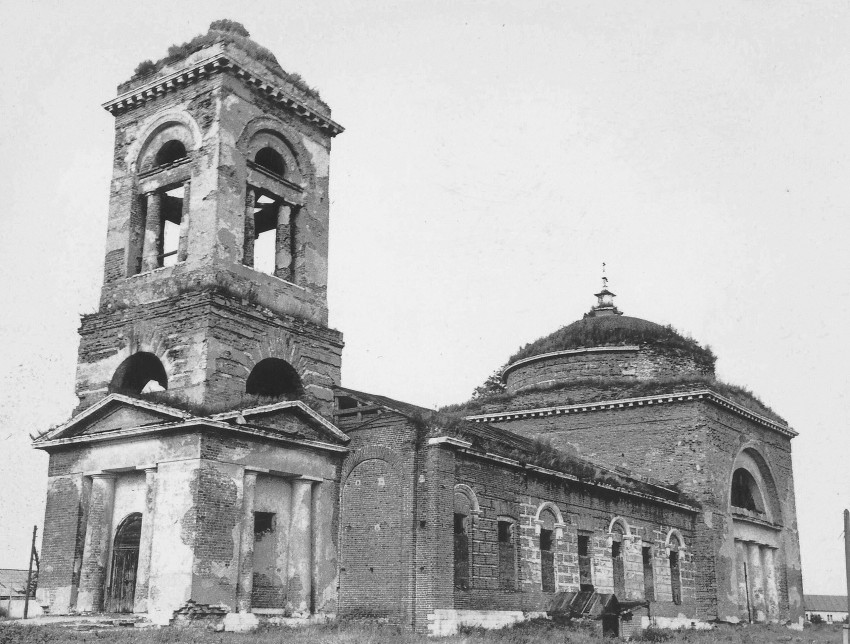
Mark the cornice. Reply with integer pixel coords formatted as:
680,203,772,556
32,417,348,453
502,345,640,379
464,389,796,438
102,47,344,137
428,438,697,512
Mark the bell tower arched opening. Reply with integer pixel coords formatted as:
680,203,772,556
245,358,303,398
109,352,167,395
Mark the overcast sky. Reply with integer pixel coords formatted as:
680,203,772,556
1,0,848,596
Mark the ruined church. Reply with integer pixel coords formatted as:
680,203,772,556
34,23,804,635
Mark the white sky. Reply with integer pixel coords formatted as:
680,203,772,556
0,0,848,596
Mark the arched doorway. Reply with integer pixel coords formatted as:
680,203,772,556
107,513,142,613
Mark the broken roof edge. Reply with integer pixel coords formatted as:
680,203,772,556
335,386,689,503
427,437,698,513
335,385,532,451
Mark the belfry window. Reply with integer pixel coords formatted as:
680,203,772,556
243,188,296,281
136,182,189,273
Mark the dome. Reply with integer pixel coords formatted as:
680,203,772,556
503,282,716,394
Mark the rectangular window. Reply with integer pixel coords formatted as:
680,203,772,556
454,513,469,590
669,550,682,605
498,520,516,590
578,534,593,591
642,546,655,600
540,528,555,593
254,511,275,539
612,540,625,596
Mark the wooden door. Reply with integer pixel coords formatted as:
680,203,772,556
107,513,142,613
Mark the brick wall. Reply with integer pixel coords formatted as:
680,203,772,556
451,452,697,619
75,291,342,417
505,345,714,394
38,473,90,613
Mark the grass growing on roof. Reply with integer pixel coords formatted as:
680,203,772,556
444,375,785,425
126,20,321,100
508,316,716,369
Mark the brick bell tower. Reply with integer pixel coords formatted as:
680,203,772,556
76,25,344,416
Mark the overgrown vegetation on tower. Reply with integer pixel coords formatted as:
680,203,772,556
127,20,320,100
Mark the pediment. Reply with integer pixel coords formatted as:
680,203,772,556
37,395,189,442
216,401,349,445
78,405,180,436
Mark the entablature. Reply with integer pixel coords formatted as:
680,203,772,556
103,45,344,137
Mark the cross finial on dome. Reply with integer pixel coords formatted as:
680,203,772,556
589,262,623,317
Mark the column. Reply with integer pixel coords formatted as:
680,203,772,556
133,467,157,613
76,474,116,612
747,542,766,622
763,547,780,622
243,188,256,267
236,470,258,613
289,206,300,284
141,192,162,272
274,204,293,281
736,540,749,617
177,181,190,262
287,479,314,616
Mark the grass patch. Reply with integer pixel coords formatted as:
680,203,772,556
0,621,836,644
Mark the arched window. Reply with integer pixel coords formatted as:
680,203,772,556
642,544,655,600
245,358,303,398
453,491,473,590
107,513,142,612
668,533,683,605
731,468,764,513
539,508,557,593
109,352,167,395
255,147,285,177
154,140,187,167
611,522,626,597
